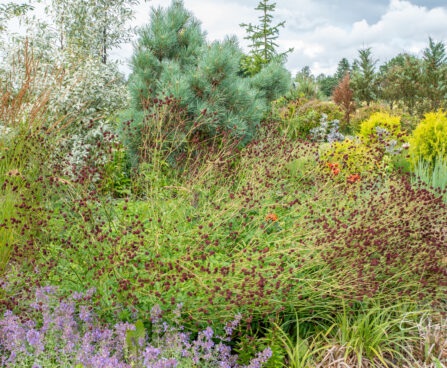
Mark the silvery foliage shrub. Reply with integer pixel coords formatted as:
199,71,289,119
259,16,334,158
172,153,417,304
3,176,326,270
0,23,128,178
374,126,405,155
310,114,345,142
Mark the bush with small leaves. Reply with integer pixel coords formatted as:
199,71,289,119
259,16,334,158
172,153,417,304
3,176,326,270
410,110,447,166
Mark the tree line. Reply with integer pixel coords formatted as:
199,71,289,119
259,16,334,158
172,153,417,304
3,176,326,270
299,38,447,116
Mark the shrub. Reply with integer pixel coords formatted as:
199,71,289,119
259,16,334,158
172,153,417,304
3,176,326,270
278,99,343,138
350,103,391,133
1,38,128,178
319,138,391,182
359,112,404,145
410,110,447,166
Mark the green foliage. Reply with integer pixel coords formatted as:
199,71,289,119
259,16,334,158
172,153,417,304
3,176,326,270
316,74,338,98
335,57,350,81
422,37,447,112
274,317,326,368
378,53,422,113
326,303,419,366
125,320,146,358
240,0,293,76
101,148,132,198
128,0,290,167
277,99,343,138
350,103,391,133
0,2,33,32
292,67,323,100
351,48,378,106
47,0,142,63
413,156,447,201
410,110,447,166
250,61,292,102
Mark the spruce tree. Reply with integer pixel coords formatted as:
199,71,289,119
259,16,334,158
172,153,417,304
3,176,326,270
351,48,378,106
240,0,292,75
422,37,447,111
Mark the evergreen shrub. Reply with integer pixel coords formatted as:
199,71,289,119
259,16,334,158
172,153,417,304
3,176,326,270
410,110,447,166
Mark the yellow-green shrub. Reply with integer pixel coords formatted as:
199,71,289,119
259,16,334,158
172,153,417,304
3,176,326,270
319,138,391,181
350,103,391,133
409,110,447,166
359,112,404,145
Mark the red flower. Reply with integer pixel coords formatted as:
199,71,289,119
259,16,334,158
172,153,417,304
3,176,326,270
266,213,278,221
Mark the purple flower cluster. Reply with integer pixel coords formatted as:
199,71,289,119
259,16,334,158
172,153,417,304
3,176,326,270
0,287,271,368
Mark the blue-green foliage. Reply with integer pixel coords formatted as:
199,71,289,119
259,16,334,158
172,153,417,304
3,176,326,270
127,0,291,166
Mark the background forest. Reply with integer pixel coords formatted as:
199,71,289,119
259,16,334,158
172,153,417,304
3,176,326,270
0,0,446,367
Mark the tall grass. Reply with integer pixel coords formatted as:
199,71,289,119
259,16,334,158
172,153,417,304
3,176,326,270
413,156,447,201
0,41,72,276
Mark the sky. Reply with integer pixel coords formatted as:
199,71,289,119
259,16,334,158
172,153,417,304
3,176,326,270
3,0,447,77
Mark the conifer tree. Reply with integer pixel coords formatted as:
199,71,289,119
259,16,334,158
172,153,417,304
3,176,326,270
128,0,291,166
422,37,447,111
351,48,378,106
335,58,350,81
317,74,338,97
240,0,292,75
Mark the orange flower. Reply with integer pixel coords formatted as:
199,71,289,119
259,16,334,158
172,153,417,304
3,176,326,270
327,162,339,169
266,213,278,221
347,174,360,183
331,168,340,175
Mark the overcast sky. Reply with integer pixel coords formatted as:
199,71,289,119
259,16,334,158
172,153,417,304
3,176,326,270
4,0,447,76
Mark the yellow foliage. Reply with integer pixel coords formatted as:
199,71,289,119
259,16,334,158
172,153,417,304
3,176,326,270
320,138,391,181
409,110,447,166
359,112,404,145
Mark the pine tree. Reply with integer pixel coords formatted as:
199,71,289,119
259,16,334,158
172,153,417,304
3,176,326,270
351,48,378,106
240,0,292,75
378,54,406,110
128,0,291,166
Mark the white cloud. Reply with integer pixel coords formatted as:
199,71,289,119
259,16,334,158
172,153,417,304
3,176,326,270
282,0,447,75
2,0,447,77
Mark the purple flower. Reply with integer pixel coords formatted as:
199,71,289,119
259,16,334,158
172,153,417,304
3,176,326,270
79,305,92,323
26,329,43,353
143,345,162,363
